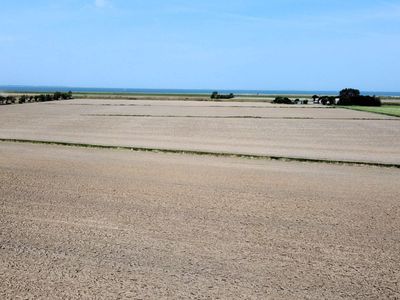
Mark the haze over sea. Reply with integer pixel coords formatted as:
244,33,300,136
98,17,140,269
1,86,399,97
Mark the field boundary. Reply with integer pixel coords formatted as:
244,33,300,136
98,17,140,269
83,114,399,121
1,138,399,169
44,103,334,109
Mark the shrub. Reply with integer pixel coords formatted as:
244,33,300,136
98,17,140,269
211,91,218,99
19,95,27,103
210,92,234,99
53,91,73,100
53,92,62,100
337,95,381,106
272,96,293,104
61,91,73,99
2,92,75,105
338,88,381,106
320,96,335,105
6,96,16,104
340,88,360,99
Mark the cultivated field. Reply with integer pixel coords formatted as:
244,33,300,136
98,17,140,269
1,98,400,299
0,99,399,165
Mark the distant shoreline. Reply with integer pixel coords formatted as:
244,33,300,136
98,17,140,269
1,85,400,97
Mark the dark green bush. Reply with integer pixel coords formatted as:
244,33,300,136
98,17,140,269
337,95,381,106
52,91,73,100
53,92,62,100
0,91,74,105
6,96,16,104
210,91,218,99
19,95,27,103
272,96,293,104
340,88,360,99
210,92,234,99
320,96,336,105
337,88,381,106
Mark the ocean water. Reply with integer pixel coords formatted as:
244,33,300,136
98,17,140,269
1,85,399,97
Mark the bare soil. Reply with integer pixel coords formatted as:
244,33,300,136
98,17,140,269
1,143,399,299
0,99,399,165
1,99,400,298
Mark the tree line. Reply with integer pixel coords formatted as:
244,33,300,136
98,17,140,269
273,89,381,106
336,88,381,106
0,91,73,105
272,97,308,104
312,89,381,106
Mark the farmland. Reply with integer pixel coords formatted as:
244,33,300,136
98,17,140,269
0,99,399,165
1,98,400,299
342,105,400,117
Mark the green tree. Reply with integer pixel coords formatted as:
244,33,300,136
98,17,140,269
340,88,360,99
19,95,27,103
53,92,62,100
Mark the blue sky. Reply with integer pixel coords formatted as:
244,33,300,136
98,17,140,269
1,0,399,91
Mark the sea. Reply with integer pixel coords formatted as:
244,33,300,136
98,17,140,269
1,85,399,97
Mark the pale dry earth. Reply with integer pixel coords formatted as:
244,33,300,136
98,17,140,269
0,143,399,299
0,99,399,165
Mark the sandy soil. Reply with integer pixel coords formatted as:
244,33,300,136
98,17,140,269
0,99,399,165
0,143,399,299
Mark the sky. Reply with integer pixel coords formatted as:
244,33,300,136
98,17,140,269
0,0,399,91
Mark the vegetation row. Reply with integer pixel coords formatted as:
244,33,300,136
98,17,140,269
210,91,235,99
272,97,308,105
0,91,73,105
272,89,381,106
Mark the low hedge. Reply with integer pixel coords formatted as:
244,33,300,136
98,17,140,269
0,92,73,105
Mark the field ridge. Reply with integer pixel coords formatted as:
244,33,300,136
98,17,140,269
1,138,399,169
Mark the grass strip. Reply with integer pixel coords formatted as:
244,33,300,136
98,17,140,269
1,138,399,169
339,105,400,118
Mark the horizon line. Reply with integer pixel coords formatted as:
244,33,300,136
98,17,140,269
1,84,400,94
